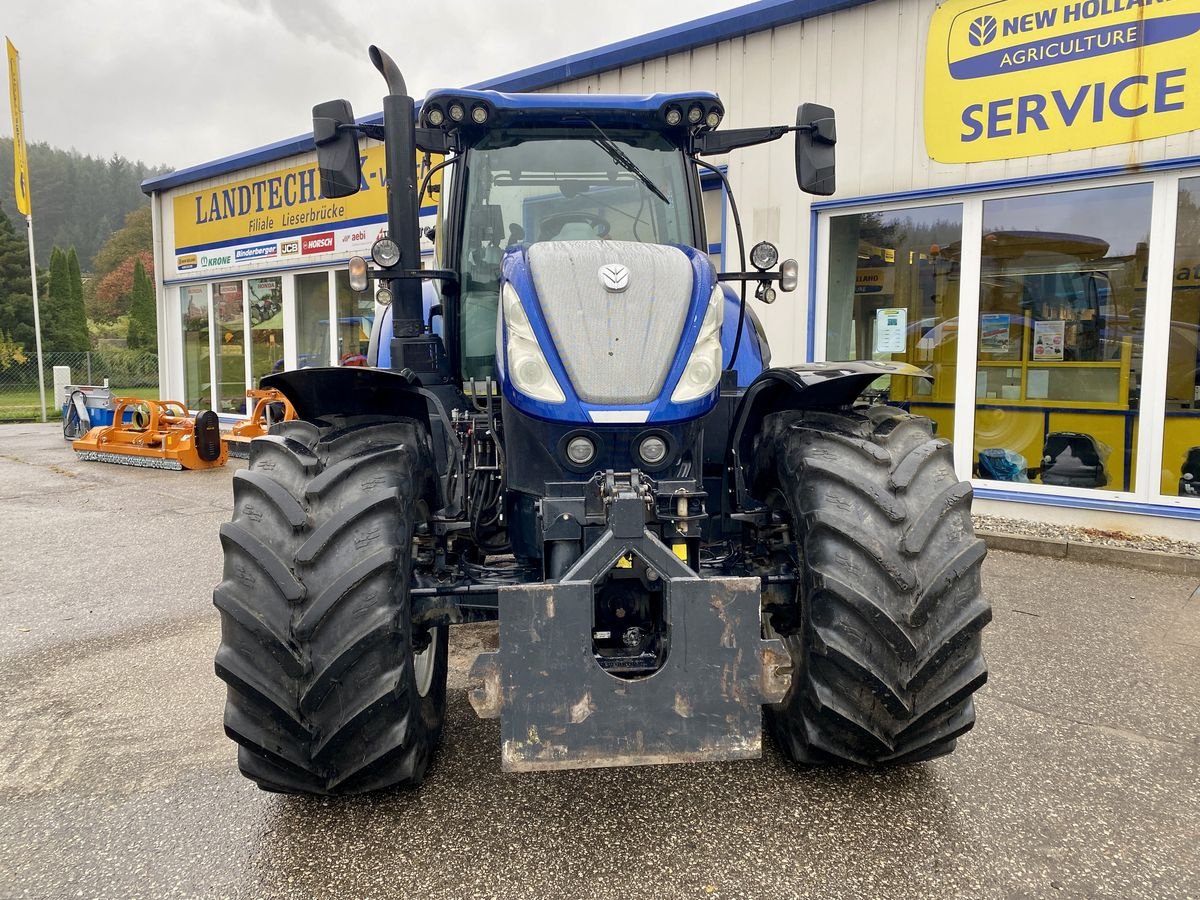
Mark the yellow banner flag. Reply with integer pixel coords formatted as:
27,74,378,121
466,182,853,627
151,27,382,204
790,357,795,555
7,37,31,216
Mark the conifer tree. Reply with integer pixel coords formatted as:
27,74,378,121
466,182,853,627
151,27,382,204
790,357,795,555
66,248,89,350
126,259,158,352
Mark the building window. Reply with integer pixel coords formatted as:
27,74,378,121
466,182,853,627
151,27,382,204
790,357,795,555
973,183,1151,492
1162,176,1200,501
295,272,331,368
213,280,247,413
825,203,964,436
334,270,374,366
248,277,284,385
180,285,210,410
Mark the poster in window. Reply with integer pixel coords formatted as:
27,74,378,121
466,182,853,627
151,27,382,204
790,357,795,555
1033,320,1065,361
980,314,1011,354
875,308,907,353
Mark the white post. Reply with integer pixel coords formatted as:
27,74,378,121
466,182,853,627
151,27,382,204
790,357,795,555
25,214,46,422
52,365,71,409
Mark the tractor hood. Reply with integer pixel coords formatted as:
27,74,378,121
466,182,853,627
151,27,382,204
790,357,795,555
498,241,722,425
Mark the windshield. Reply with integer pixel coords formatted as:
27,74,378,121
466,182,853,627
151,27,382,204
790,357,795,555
458,130,693,380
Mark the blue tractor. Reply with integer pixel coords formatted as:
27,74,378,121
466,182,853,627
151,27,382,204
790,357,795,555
214,47,990,793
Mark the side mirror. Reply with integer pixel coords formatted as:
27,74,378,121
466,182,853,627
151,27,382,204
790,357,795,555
312,99,362,199
795,103,836,196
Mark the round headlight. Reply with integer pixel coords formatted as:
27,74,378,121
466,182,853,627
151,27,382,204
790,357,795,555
515,356,548,389
471,105,489,124
448,102,466,122
566,436,595,466
687,104,704,124
639,436,668,466
426,106,445,127
375,286,392,306
705,109,722,129
750,241,779,271
664,106,683,126
372,237,401,268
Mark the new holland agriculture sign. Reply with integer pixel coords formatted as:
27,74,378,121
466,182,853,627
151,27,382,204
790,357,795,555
925,0,1200,163
169,144,439,278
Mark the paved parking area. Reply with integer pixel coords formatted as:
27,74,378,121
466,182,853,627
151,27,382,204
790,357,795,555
2,422,1198,899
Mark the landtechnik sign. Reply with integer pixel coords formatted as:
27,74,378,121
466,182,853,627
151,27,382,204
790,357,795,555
169,144,439,277
925,0,1200,163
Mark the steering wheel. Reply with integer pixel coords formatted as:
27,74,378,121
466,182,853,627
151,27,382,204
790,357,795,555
540,211,610,240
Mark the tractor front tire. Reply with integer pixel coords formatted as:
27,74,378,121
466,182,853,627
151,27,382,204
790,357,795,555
753,406,991,766
214,419,448,794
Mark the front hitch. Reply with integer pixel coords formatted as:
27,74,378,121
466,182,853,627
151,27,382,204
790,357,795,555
468,476,788,772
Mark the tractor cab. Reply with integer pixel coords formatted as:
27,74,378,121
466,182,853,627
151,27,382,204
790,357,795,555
421,90,715,385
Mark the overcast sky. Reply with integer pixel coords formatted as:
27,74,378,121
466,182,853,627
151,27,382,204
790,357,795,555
4,0,744,172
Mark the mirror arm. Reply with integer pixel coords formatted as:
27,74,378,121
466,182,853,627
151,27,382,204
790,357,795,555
692,124,791,155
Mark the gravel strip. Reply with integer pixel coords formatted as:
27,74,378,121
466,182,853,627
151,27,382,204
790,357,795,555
973,514,1200,559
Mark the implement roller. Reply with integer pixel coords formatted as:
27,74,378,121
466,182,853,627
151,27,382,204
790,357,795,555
225,389,296,459
73,398,226,471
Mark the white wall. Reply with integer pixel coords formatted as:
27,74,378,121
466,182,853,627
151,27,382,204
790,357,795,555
544,0,1200,364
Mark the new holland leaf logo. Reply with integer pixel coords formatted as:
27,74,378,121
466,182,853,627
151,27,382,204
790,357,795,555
969,15,998,47
599,263,630,293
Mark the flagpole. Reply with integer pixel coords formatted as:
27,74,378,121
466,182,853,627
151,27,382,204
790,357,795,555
8,37,43,421
25,213,45,421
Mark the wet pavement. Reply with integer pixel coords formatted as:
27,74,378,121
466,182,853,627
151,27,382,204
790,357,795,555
2,421,1198,899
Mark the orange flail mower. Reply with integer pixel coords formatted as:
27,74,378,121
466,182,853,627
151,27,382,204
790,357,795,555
73,398,226,471
225,389,297,458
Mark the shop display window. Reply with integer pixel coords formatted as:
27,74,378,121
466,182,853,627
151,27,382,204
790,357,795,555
334,270,375,367
213,280,247,413
825,204,963,437
248,277,284,386
973,183,1152,492
1161,176,1200,500
179,285,210,410
295,272,332,368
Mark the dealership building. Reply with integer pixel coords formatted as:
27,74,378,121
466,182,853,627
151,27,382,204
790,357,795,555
141,0,1200,536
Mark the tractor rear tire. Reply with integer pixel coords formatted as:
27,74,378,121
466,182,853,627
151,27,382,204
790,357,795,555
214,419,448,794
752,406,991,766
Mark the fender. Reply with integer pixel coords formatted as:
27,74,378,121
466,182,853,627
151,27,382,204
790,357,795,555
263,366,433,427
262,366,470,517
725,361,930,516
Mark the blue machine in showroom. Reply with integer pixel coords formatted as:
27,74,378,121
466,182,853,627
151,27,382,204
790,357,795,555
213,45,990,793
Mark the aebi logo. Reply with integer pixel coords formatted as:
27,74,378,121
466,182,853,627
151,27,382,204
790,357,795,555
301,232,335,254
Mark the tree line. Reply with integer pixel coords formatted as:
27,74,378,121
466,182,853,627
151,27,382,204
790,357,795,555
0,138,167,269
0,205,157,359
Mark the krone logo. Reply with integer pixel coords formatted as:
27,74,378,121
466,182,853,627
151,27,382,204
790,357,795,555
968,15,997,47
599,263,630,293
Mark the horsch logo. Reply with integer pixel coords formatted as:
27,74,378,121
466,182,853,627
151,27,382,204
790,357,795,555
301,232,335,254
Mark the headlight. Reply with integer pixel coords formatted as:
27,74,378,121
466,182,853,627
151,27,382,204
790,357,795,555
502,282,565,404
750,241,779,271
638,435,668,465
371,237,400,268
671,285,724,403
566,436,595,466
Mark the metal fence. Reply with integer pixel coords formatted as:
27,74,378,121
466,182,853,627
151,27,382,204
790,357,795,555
0,350,159,422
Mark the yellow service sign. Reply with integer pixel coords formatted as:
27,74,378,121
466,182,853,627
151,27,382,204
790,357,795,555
925,0,1200,163
172,144,439,254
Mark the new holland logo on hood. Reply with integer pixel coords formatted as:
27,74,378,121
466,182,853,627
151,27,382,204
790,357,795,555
925,0,1200,163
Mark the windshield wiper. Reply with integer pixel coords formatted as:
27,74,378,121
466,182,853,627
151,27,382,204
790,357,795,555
584,118,669,204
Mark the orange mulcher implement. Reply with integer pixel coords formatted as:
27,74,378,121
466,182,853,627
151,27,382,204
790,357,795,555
73,398,227,471
225,389,297,458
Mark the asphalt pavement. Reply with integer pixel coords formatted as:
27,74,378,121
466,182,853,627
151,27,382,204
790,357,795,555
1,421,1198,900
